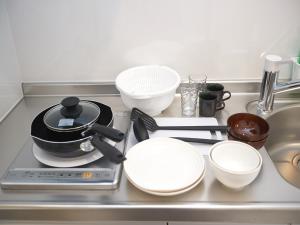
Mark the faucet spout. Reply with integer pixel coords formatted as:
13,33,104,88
274,80,300,93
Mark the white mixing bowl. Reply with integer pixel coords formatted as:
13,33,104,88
208,140,262,189
115,65,181,116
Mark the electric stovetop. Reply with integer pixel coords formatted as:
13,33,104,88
0,112,130,190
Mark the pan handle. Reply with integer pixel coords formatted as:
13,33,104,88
82,124,125,142
91,135,126,164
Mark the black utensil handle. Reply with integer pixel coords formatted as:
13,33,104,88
158,125,228,132
91,136,126,164
84,124,125,142
172,137,222,144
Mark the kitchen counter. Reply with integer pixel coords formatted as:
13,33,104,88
0,82,300,224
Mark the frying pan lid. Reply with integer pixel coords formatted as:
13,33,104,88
43,97,100,132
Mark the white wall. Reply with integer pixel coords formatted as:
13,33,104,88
0,0,22,121
5,0,300,82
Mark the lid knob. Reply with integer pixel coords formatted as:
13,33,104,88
61,96,80,108
60,96,82,118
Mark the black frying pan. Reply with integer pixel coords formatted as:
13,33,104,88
31,100,126,164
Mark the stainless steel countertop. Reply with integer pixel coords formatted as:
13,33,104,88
0,83,300,223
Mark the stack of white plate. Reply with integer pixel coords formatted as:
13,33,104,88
124,137,206,196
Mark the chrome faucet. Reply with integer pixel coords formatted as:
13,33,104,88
257,55,300,114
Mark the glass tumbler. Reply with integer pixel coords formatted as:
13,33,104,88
180,75,207,117
180,83,199,117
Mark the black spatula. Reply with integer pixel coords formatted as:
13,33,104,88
132,117,222,144
130,108,228,132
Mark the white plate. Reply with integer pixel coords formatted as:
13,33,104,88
126,163,206,193
33,144,103,167
124,137,205,193
128,167,206,196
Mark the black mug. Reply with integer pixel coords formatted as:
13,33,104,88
199,92,225,117
206,83,231,108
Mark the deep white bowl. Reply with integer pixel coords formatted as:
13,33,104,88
208,140,262,189
115,65,181,116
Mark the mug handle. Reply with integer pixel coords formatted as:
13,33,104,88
222,91,231,101
216,102,225,111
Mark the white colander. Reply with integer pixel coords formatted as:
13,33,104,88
116,65,181,116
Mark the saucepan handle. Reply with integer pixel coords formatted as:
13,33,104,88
83,123,125,142
91,135,126,164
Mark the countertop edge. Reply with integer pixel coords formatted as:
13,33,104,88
0,202,299,223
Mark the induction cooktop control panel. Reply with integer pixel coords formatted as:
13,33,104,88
1,168,117,189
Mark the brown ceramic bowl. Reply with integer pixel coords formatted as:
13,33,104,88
227,132,267,150
227,113,269,142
